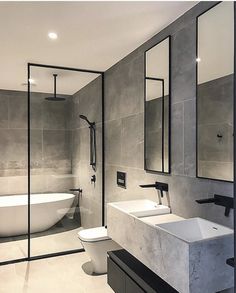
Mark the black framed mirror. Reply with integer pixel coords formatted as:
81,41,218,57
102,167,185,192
144,36,171,173
196,2,234,182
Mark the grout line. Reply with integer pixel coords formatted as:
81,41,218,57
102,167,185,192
183,102,185,176
172,97,195,106
104,111,144,124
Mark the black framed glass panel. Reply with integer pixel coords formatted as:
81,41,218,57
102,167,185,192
29,64,104,257
197,2,234,182
144,36,170,173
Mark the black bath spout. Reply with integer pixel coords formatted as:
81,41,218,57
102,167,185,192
139,182,168,197
196,198,216,204
69,188,82,193
196,194,234,217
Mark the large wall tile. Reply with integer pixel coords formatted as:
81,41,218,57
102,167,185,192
73,76,102,127
30,93,43,129
71,77,103,228
105,54,144,121
30,130,43,170
121,114,144,169
78,127,90,163
8,176,28,195
171,102,184,175
0,92,9,128
171,22,196,104
184,99,196,177
43,98,71,130
0,129,27,175
9,93,27,129
43,130,72,171
105,119,122,166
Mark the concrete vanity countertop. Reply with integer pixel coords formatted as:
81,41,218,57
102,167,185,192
107,201,234,293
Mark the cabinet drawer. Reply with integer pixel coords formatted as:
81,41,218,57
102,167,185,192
126,275,145,293
107,257,126,293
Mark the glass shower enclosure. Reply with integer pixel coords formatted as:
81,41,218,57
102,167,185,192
0,63,104,264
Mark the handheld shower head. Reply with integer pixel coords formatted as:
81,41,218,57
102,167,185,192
79,115,94,126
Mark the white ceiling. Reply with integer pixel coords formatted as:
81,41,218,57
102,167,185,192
0,1,197,94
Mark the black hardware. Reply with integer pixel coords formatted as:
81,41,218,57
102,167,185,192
79,115,96,171
195,198,216,204
69,188,82,193
91,175,96,183
139,182,168,198
226,257,235,268
217,133,223,138
196,194,234,217
45,74,66,101
117,171,126,188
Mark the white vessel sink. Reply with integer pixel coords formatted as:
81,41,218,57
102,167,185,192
108,199,170,217
157,217,233,243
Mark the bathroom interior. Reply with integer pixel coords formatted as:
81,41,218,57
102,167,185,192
0,1,235,293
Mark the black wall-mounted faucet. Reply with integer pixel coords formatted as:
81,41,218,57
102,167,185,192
196,194,234,217
139,182,168,198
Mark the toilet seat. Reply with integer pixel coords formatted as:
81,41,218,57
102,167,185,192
78,226,111,242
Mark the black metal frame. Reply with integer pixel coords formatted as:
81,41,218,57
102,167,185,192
144,36,171,174
0,63,105,266
196,2,234,183
234,2,236,280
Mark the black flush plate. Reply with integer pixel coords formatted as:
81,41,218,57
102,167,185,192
117,171,126,188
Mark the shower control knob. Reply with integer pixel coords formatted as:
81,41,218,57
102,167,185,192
91,175,96,183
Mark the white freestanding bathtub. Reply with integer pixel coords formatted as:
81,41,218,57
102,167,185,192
0,193,75,237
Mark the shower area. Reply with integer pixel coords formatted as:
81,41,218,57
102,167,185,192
0,63,104,264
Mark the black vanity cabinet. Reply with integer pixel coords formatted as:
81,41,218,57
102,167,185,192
107,250,178,293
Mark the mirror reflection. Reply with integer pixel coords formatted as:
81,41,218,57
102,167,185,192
197,2,234,181
145,36,170,173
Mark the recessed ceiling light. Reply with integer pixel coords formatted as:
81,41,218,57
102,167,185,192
28,78,35,84
21,78,36,87
196,57,201,62
48,32,58,40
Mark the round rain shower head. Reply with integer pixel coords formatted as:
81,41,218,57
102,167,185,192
45,74,66,101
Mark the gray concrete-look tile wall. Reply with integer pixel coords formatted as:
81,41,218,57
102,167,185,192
71,76,103,228
105,1,234,226
0,89,72,195
104,2,233,290
104,3,233,291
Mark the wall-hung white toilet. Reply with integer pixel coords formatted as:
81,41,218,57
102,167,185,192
78,226,121,274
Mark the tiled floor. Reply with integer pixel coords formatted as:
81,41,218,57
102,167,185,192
0,227,83,262
0,252,114,293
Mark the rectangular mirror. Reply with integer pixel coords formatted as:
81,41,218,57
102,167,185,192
197,2,234,182
144,36,170,173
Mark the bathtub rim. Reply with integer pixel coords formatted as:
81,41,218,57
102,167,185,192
0,193,76,208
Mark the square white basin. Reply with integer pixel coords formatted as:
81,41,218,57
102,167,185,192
157,217,233,243
108,199,170,217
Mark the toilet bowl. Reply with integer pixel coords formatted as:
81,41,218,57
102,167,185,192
78,226,121,274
